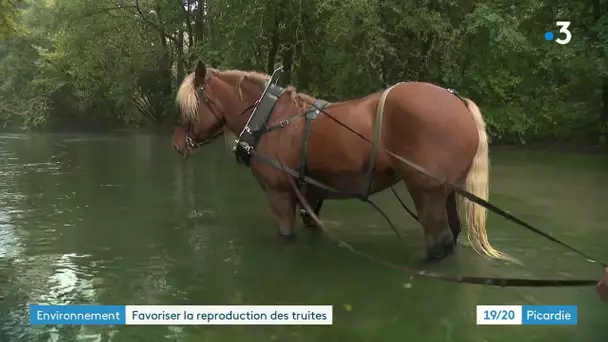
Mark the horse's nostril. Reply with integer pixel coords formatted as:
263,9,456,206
172,143,189,158
173,145,183,156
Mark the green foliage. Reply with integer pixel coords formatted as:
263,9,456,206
0,0,606,146
0,0,24,38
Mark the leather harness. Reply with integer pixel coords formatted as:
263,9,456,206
202,70,605,288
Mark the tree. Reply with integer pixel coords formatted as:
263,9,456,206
0,0,606,147
0,0,22,38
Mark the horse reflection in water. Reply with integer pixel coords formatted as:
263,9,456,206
171,60,515,263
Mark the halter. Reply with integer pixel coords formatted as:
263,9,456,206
181,81,256,151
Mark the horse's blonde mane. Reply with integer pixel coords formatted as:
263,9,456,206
176,72,199,123
233,70,317,109
175,68,318,124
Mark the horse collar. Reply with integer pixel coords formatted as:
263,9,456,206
233,82,287,166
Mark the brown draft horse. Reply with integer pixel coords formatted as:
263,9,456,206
172,61,515,262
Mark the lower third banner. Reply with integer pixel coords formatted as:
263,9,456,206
29,305,333,325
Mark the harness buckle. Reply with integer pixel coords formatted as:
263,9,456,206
185,134,196,150
239,141,252,153
446,88,465,104
279,120,288,128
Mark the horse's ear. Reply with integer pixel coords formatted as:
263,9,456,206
195,60,207,81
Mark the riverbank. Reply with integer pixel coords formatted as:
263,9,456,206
491,142,608,155
2,126,606,155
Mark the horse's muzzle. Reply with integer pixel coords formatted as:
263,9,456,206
173,142,189,159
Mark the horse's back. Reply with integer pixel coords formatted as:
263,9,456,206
294,81,480,196
388,82,475,131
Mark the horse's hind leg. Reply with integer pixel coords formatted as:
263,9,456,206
408,185,455,260
446,191,461,243
300,198,324,230
265,189,298,243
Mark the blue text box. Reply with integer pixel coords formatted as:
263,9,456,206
521,305,577,325
30,305,126,325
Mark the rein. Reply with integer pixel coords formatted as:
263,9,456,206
183,69,604,287
252,147,601,287
242,82,604,288
287,175,599,288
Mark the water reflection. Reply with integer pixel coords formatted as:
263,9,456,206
36,253,96,305
0,134,606,342
0,212,23,260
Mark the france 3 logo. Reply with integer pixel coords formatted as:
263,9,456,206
544,21,572,45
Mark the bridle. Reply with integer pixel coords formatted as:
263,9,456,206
180,83,225,150
180,82,257,151
183,121,225,150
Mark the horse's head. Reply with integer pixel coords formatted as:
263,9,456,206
172,62,290,157
172,60,228,157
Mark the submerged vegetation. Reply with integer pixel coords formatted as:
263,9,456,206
0,0,607,147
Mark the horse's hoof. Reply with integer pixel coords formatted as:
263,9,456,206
305,224,323,232
278,232,297,244
300,211,322,231
426,242,455,261
457,238,471,247
302,218,322,232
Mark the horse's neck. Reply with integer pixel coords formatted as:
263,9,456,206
219,84,262,136
219,75,308,133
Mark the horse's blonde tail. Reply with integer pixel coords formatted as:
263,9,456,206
458,98,518,264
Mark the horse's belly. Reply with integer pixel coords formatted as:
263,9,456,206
307,168,400,200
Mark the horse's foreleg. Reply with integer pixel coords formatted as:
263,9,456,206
265,189,298,243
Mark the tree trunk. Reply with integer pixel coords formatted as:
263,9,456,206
206,0,215,37
267,14,281,74
185,0,194,53
281,44,294,85
195,0,205,43
176,31,185,85
153,2,173,121
592,0,608,139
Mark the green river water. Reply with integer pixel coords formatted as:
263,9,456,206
0,133,606,341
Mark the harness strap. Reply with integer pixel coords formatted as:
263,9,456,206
266,110,308,132
234,80,287,166
304,95,607,269
446,88,464,102
249,147,598,287
298,100,330,192
207,76,603,286
251,148,358,196
252,148,403,239
362,83,403,199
